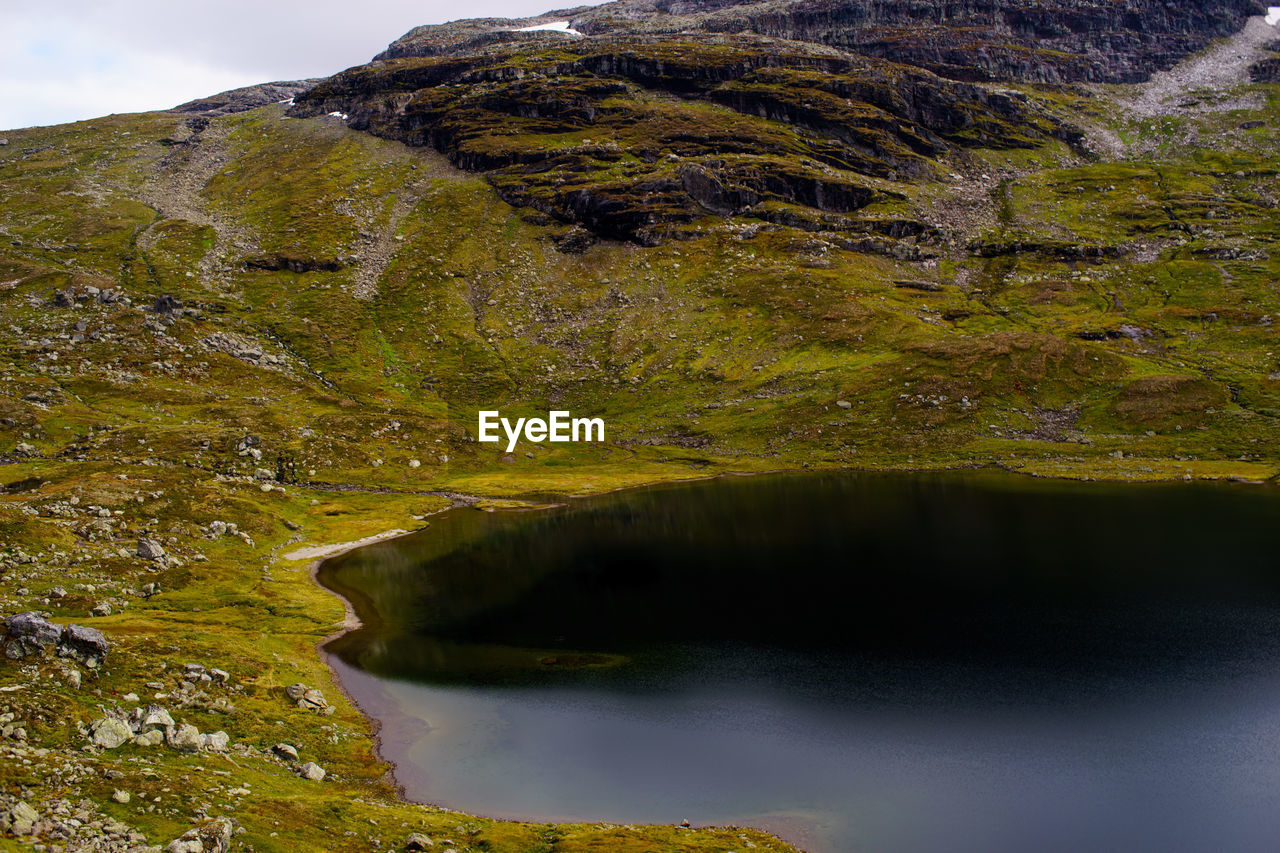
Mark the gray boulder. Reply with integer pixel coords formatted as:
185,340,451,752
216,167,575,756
272,743,299,761
140,705,175,730
297,761,326,781
135,729,165,747
201,731,229,752
90,717,133,749
285,683,330,712
164,816,234,853
58,623,110,667
2,800,38,835
166,723,202,752
3,612,61,659
137,538,167,561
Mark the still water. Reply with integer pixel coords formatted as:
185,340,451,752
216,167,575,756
319,472,1280,852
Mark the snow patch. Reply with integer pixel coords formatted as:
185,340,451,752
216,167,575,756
515,20,584,36
326,111,349,121
1266,6,1280,26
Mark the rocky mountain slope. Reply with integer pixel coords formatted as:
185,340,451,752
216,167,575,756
380,0,1266,83
1,2,1279,851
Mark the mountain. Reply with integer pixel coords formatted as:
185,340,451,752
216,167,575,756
379,0,1264,83
1,2,1279,850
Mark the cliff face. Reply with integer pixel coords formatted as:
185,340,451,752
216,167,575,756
294,36,1072,245
292,0,1269,244
378,0,1266,84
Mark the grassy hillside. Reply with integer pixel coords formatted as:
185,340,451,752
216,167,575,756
0,20,1279,853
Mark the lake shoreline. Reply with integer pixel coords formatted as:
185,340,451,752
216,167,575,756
309,467,1280,853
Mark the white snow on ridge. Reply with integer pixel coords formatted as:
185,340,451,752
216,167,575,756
1267,6,1280,26
515,20,584,36
327,111,349,121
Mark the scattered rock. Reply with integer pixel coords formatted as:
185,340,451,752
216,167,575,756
137,538,167,561
152,294,183,315
112,789,131,804
272,743,299,761
164,816,234,853
3,611,61,659
201,730,230,751
135,729,165,747
835,400,852,409
166,723,202,752
286,683,331,713
405,833,436,850
89,717,133,749
141,705,175,730
59,623,111,667
2,800,38,836
297,761,326,781
91,602,113,617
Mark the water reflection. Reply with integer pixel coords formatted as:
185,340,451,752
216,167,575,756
320,472,1280,852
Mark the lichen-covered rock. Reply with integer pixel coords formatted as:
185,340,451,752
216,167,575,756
166,723,202,753
89,717,133,749
164,817,234,853
135,729,165,747
201,730,230,752
285,683,331,712
297,761,326,781
140,705,175,730
136,538,167,561
1,800,39,835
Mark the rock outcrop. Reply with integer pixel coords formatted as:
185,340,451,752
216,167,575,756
293,34,1069,243
377,0,1266,84
172,80,324,116
291,0,1267,243
2,613,110,668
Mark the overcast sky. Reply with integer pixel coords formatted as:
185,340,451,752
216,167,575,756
0,0,602,131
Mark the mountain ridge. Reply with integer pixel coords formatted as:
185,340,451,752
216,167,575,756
376,0,1267,83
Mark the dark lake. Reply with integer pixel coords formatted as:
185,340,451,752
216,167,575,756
319,472,1280,852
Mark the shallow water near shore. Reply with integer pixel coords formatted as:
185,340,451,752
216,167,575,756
320,472,1280,852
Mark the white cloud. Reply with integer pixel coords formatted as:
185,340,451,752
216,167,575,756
0,0,608,131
